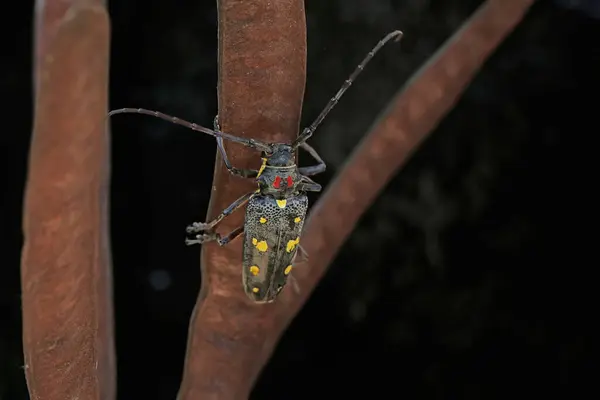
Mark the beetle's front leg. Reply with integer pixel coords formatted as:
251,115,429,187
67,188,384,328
185,225,244,246
213,115,259,179
186,191,253,233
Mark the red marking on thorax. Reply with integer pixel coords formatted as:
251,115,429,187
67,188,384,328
273,175,293,189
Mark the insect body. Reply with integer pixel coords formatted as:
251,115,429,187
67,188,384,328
242,172,308,302
108,30,403,303
185,125,322,303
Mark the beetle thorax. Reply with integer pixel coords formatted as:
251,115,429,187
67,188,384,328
259,167,298,196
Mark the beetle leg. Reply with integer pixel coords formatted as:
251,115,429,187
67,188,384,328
185,225,244,246
185,232,217,246
298,142,326,176
288,274,301,295
296,244,309,262
298,164,325,177
213,115,259,179
285,248,308,294
290,250,308,269
216,137,259,178
216,225,244,246
298,175,322,192
186,191,254,233
297,181,322,192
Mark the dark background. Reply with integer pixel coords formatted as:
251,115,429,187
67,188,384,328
1,0,597,398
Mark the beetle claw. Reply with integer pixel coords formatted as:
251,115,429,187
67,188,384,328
185,232,217,246
186,222,212,233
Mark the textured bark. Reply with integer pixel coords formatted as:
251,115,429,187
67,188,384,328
21,1,115,399
178,0,535,398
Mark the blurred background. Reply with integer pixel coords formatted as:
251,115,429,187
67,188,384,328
1,0,598,398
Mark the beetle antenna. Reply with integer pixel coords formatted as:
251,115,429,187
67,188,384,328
293,30,403,149
108,108,272,152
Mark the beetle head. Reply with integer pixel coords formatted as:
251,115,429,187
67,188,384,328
263,143,295,167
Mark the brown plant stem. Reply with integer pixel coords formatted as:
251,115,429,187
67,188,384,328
178,0,535,398
177,0,306,399
21,1,114,399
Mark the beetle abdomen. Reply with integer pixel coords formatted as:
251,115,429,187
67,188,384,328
242,194,308,303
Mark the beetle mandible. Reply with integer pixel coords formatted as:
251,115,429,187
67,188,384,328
108,30,403,303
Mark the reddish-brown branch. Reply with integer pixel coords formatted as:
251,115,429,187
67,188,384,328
178,0,535,398
21,1,114,399
177,0,306,399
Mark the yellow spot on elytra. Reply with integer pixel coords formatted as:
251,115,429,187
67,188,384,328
286,237,300,252
259,217,267,224
294,217,301,223
252,238,258,245
276,199,287,208
249,265,260,276
255,240,268,252
256,158,267,178
284,265,292,275
252,287,259,293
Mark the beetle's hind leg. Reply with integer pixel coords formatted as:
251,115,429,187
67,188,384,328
296,244,309,263
288,274,301,295
185,225,244,246
286,246,309,295
187,191,253,233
